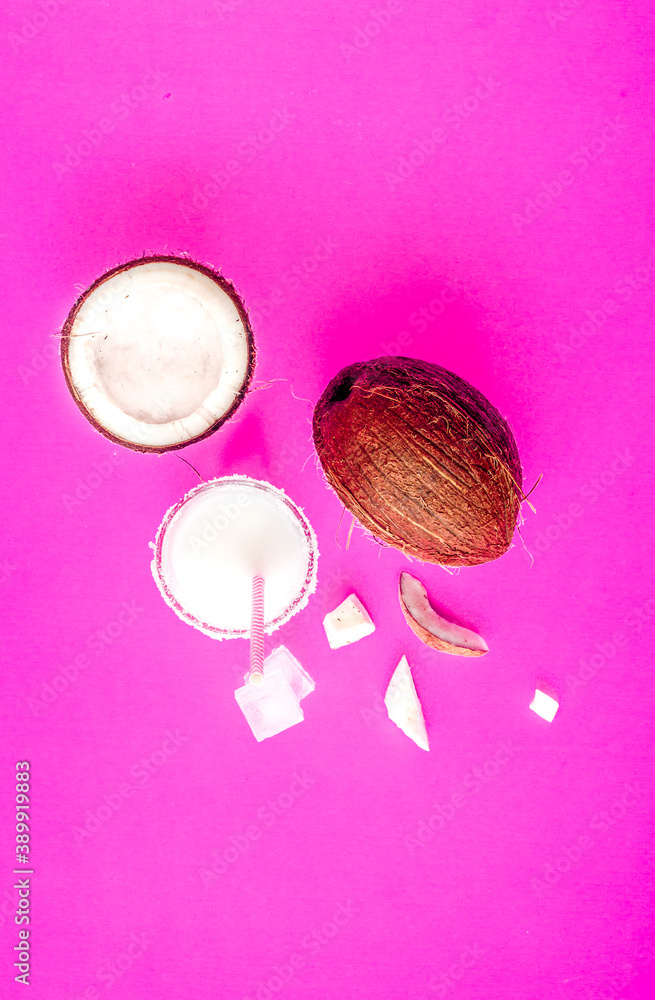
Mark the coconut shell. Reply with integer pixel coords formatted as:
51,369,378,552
60,254,256,454
312,356,523,566
398,571,488,656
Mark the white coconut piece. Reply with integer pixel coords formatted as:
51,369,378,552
323,593,375,649
61,256,255,452
151,476,318,640
530,689,559,722
384,655,429,751
399,571,488,657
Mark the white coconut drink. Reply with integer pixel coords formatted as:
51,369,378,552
151,476,318,640
61,255,255,452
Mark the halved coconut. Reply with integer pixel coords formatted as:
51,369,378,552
61,255,255,452
399,571,488,657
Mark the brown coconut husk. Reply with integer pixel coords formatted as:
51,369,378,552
60,254,257,454
312,357,524,567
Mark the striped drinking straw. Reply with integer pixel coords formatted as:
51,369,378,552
247,574,265,684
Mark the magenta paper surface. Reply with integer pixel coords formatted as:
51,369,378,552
1,1,654,998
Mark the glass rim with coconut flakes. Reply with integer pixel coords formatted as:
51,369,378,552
151,476,319,641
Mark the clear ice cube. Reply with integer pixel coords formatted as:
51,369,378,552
234,669,304,741
259,645,315,701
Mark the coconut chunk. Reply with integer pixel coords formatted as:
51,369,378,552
384,655,429,751
61,256,255,452
399,571,488,657
323,594,375,649
530,689,559,722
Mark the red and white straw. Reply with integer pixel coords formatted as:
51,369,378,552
247,574,265,683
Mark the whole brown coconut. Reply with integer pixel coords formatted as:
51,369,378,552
312,357,523,566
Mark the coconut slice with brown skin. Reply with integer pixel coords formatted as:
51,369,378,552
399,571,488,657
61,255,255,453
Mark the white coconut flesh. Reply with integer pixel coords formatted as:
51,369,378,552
399,572,488,654
64,260,252,450
384,655,429,751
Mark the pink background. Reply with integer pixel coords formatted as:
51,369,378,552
1,1,654,998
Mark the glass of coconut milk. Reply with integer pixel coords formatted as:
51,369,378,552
151,476,318,639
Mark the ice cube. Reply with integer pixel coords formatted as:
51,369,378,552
262,645,315,700
530,689,559,722
384,655,429,751
234,669,304,741
323,594,375,649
